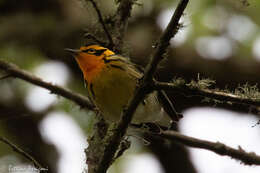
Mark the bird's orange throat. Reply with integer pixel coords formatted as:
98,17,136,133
75,55,105,83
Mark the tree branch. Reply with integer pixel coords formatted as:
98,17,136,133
96,0,189,172
145,130,260,166
0,136,47,171
87,0,114,47
113,0,135,52
2,59,258,115
144,0,188,82
0,59,94,110
153,80,260,107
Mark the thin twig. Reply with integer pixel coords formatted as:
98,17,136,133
153,80,260,107
0,59,94,110
88,0,114,48
96,0,189,172
0,136,46,170
146,130,260,166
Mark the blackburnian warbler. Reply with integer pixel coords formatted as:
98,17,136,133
66,45,181,126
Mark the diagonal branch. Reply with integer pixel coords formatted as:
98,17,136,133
96,0,189,172
153,80,260,107
0,136,46,171
87,0,114,47
0,59,94,110
144,0,188,82
145,130,260,166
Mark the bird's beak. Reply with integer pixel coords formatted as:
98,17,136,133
64,48,81,56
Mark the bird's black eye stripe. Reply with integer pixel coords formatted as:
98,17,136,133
82,48,96,53
82,48,107,56
94,49,107,56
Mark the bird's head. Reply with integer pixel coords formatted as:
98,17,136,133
65,45,115,82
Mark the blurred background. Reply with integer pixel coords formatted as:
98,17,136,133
0,0,260,172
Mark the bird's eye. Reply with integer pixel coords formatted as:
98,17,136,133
88,49,96,53
83,48,96,54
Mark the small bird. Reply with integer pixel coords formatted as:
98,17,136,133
66,45,182,127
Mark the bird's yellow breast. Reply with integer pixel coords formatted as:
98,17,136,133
88,60,138,122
